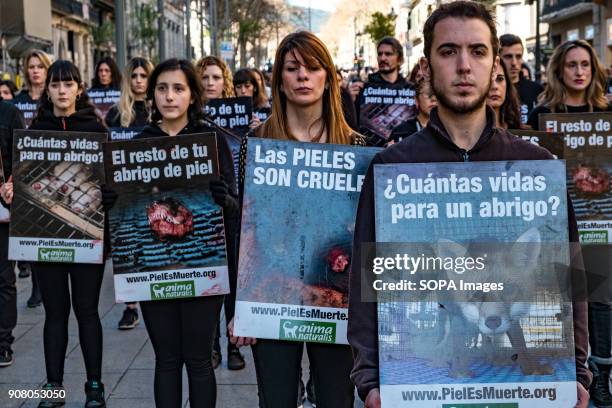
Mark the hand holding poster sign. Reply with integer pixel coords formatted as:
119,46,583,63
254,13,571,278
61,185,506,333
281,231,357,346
359,83,416,146
234,138,381,344
373,160,575,407
8,130,106,263
539,113,612,243
104,133,230,302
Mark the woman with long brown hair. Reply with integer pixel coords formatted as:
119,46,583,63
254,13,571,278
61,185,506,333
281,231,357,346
527,40,609,130
487,59,522,129
229,31,363,408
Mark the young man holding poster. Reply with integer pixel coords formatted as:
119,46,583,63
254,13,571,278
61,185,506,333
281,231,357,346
348,2,590,408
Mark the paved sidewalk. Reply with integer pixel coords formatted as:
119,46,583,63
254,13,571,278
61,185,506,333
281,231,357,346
0,263,365,407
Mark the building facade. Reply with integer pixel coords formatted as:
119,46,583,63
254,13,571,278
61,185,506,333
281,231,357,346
542,0,612,67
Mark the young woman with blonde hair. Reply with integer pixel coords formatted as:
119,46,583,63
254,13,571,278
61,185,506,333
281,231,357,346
105,57,153,129
230,31,364,408
527,40,609,130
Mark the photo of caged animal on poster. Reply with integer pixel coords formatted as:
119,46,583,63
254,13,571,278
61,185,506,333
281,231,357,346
379,227,575,384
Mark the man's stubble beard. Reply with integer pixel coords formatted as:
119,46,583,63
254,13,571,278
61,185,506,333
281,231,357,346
430,67,492,115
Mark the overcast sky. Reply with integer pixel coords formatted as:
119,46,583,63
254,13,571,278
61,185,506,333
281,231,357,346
287,0,342,12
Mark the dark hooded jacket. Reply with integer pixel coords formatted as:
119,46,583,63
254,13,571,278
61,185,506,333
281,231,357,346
135,121,239,284
0,98,25,179
348,106,591,400
30,105,107,133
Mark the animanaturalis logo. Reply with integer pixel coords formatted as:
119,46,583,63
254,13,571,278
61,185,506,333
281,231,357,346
580,230,608,244
38,248,74,263
150,281,195,300
279,319,336,343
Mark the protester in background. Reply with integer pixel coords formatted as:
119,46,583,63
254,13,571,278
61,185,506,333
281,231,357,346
133,58,238,408
388,78,437,143
229,31,364,408
196,56,235,103
528,39,612,408
408,63,423,84
335,69,358,130
3,60,108,408
0,99,25,368
14,49,51,105
527,40,610,130
499,34,543,124
348,36,408,104
105,57,153,129
195,56,244,371
233,68,271,128
348,4,591,408
104,57,153,331
521,62,532,81
252,68,272,99
487,60,522,129
90,57,122,91
12,49,52,307
0,80,18,100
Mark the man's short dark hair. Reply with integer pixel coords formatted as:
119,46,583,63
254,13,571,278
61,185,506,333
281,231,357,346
377,36,404,63
423,1,498,60
499,34,523,50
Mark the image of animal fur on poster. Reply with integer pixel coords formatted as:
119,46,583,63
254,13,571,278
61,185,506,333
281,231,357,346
237,138,381,308
374,160,576,387
104,133,228,275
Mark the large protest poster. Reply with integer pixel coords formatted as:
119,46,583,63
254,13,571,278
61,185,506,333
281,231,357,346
104,133,230,302
372,160,576,407
9,130,106,263
510,129,564,159
539,112,612,243
88,88,121,119
108,127,144,141
359,83,416,146
234,138,381,344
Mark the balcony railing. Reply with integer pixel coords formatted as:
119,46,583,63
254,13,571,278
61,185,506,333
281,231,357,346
51,0,84,18
542,0,591,17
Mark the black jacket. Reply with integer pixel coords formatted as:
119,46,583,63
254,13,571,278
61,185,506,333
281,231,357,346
348,106,591,400
30,105,108,133
105,100,149,128
136,121,239,282
0,99,25,179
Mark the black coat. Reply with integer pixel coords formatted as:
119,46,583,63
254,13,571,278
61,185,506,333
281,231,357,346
105,100,149,128
30,105,107,133
0,99,25,178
